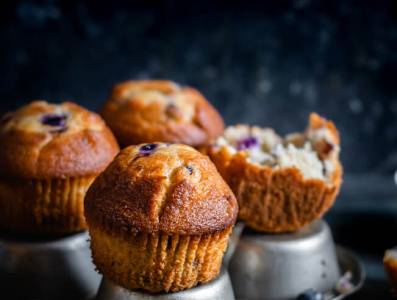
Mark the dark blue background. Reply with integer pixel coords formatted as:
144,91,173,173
1,0,397,175
1,1,397,299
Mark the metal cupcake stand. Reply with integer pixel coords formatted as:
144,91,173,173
0,230,101,299
0,219,363,300
228,220,364,300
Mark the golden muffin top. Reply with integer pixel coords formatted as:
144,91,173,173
0,101,119,179
84,143,238,236
99,80,225,147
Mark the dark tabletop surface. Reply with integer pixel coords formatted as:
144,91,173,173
1,1,397,299
324,173,397,300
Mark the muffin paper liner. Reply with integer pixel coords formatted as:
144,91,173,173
0,175,96,233
89,226,231,293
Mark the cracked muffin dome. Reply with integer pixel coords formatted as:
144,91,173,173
99,80,225,147
84,143,238,293
0,101,120,234
204,113,342,233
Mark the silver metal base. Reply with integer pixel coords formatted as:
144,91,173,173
95,266,235,300
0,230,102,299
229,220,341,300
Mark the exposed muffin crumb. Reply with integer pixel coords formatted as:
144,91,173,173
205,113,342,232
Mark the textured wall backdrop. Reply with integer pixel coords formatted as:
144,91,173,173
1,0,397,174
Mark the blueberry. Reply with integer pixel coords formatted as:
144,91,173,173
296,289,324,300
141,144,157,151
41,114,67,127
323,141,334,155
139,143,158,156
322,161,327,176
186,166,194,174
236,136,258,151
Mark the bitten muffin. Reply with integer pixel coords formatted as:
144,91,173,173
84,143,238,293
384,248,397,295
204,113,342,233
0,101,120,234
99,80,224,147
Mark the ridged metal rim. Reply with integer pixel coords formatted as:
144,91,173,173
331,245,365,300
95,266,235,300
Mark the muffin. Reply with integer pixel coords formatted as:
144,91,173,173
84,143,238,293
0,101,120,234
384,248,397,295
99,80,224,147
204,113,342,232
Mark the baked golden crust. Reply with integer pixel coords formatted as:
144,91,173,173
84,143,238,236
85,143,237,292
99,80,225,147
0,101,120,233
384,250,397,295
0,101,120,179
205,113,342,232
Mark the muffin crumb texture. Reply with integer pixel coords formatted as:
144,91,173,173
214,113,340,183
206,113,342,232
